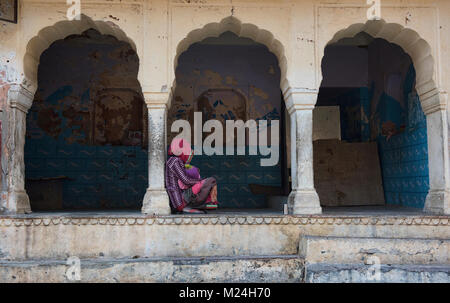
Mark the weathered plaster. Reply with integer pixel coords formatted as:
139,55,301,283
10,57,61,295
285,88,322,214
1,85,33,214
142,92,171,214
0,213,449,261
0,255,304,283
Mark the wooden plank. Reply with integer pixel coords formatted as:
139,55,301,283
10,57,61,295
314,139,385,206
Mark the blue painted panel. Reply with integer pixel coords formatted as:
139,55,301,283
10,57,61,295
25,137,148,209
190,147,282,208
377,66,429,208
327,65,429,209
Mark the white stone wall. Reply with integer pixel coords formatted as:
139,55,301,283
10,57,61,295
0,0,445,95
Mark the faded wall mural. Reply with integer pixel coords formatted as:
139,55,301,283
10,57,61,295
317,37,429,208
25,29,147,210
169,32,283,208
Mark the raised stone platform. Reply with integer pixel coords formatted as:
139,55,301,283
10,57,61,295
0,208,449,260
0,207,449,282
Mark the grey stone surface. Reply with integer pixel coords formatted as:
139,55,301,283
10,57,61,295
305,263,450,283
2,255,448,283
141,100,171,215
300,235,450,265
1,85,33,214
0,255,304,283
0,211,448,261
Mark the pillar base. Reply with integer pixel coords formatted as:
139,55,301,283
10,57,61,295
288,189,322,215
141,189,171,215
3,190,32,214
424,190,450,215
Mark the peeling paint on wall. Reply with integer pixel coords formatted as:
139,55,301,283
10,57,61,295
25,29,147,210
0,70,10,111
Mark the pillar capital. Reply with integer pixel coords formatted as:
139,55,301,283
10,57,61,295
283,87,318,114
8,84,34,113
143,92,170,109
419,88,447,115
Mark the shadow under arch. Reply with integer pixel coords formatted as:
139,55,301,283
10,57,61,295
24,27,146,211
23,14,138,92
322,19,437,100
315,19,446,213
171,16,290,101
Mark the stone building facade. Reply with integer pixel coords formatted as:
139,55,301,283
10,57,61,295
0,0,449,282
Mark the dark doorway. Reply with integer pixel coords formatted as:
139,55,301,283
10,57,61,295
169,31,287,209
315,33,429,209
25,29,147,211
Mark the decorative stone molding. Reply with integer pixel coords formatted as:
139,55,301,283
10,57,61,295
7,84,34,113
326,19,437,108
420,89,448,115
23,14,137,93
0,215,448,227
143,92,170,109
172,16,290,93
284,87,319,114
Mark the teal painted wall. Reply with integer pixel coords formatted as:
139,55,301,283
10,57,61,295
318,38,429,208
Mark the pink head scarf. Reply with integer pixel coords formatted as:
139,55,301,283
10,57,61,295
168,138,192,163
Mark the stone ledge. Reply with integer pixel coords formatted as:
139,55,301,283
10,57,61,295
0,215,448,227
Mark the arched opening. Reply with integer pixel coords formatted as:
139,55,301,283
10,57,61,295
168,31,289,210
172,16,290,96
315,32,429,210
24,29,147,211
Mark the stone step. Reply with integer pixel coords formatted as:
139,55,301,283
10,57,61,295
2,255,448,283
305,263,450,283
0,255,304,283
299,235,450,265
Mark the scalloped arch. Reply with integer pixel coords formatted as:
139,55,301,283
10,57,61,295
23,14,137,92
172,16,290,94
324,19,437,98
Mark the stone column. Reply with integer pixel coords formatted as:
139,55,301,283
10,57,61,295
285,88,322,214
1,85,33,214
141,92,171,215
422,90,450,215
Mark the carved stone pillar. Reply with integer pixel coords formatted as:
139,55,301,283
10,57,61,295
285,88,322,214
141,92,171,215
422,89,450,215
1,85,33,214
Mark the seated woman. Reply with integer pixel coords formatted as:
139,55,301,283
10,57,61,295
165,138,219,214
